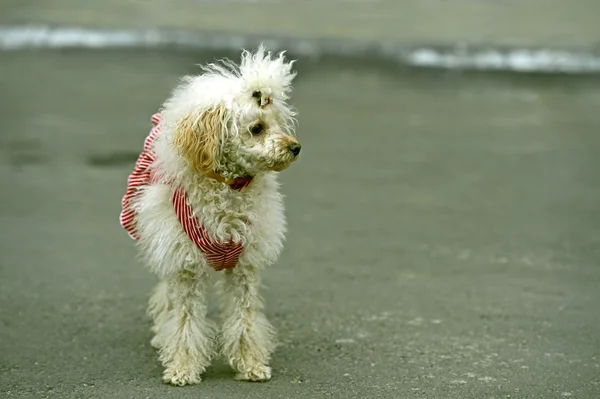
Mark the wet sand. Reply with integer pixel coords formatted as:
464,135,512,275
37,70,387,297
1,49,600,398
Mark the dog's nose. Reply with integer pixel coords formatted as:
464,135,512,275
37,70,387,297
288,142,301,156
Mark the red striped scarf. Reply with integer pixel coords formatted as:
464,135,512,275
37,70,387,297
120,113,247,271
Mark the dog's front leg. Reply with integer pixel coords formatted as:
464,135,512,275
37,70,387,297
156,270,216,386
219,265,276,382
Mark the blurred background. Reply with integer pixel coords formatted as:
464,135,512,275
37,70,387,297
1,2,599,398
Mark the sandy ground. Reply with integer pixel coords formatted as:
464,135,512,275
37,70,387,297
1,49,600,398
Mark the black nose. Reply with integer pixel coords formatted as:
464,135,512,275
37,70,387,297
288,142,301,156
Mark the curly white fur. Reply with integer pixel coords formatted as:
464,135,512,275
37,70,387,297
124,45,300,385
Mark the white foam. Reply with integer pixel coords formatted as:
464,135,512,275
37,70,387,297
406,47,600,73
2,25,600,73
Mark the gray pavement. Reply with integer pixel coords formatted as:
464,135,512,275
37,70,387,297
1,49,600,399
2,0,600,50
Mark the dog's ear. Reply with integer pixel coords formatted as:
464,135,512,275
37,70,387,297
173,104,228,174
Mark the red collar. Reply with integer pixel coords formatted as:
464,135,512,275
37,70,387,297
228,176,253,191
205,171,253,191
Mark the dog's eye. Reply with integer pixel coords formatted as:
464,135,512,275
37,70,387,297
252,90,261,98
250,123,264,135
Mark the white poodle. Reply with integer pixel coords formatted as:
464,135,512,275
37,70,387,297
119,45,301,385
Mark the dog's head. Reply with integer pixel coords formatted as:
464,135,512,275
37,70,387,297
164,45,300,180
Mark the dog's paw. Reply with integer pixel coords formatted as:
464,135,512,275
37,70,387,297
150,334,164,349
235,365,272,382
163,367,202,386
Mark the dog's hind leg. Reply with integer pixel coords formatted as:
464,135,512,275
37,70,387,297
154,270,217,386
219,265,276,382
148,279,172,349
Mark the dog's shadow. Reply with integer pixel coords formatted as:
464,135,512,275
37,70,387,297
90,288,289,385
199,359,237,381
